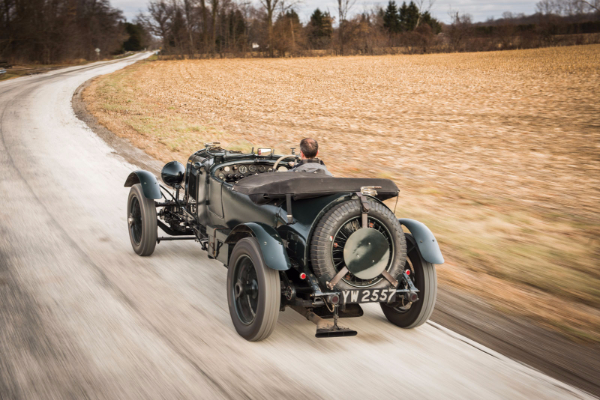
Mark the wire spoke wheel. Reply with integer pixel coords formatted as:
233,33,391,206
129,197,143,245
227,237,280,341
332,216,394,287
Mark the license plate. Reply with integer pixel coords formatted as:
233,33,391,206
340,288,397,304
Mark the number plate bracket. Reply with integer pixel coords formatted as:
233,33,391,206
340,288,399,304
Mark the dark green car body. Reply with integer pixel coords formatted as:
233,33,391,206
124,144,445,339
185,148,367,273
125,145,444,274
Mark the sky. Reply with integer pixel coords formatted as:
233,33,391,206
115,0,538,25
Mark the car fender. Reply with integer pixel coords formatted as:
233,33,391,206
124,170,162,199
398,218,444,265
225,222,291,271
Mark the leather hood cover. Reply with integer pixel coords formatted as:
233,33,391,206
232,172,399,203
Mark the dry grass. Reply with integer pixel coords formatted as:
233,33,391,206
85,45,600,342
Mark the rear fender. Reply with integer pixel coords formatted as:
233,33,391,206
124,170,162,199
398,218,444,264
225,222,291,271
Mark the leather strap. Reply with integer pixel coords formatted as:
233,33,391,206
327,266,349,290
356,192,370,228
286,193,293,224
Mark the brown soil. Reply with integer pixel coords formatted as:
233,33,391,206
83,45,600,344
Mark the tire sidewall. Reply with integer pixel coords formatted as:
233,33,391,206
127,184,157,256
380,233,438,328
227,237,280,341
310,199,407,291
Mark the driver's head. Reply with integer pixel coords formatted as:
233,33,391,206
300,138,318,159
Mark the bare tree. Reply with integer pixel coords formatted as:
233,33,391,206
182,0,197,54
447,10,472,51
336,0,356,55
259,0,299,56
199,0,208,51
536,0,599,15
145,0,173,50
210,0,219,52
536,0,554,14
259,0,279,55
415,0,436,28
580,0,600,11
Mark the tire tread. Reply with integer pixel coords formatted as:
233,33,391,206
128,184,157,256
310,199,407,290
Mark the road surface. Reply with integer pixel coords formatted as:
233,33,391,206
0,54,594,399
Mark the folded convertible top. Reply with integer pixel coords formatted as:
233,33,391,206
232,172,399,203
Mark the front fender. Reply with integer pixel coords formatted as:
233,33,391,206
398,218,444,264
124,170,161,199
225,222,291,271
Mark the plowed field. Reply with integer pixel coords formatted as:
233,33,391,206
85,45,600,341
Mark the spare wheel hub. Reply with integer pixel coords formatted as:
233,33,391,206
343,228,390,280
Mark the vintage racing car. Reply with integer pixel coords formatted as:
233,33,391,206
124,143,444,340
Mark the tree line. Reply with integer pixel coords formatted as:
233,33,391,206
1,0,598,64
445,0,600,52
0,0,134,63
141,0,599,57
139,0,447,56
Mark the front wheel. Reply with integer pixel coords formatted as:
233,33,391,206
380,233,437,329
127,183,157,256
227,238,281,341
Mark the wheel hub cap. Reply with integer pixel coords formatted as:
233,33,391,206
343,228,390,280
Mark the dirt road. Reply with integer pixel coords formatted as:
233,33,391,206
0,54,593,399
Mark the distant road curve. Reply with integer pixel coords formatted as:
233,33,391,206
0,53,593,399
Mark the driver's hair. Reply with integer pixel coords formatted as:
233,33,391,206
300,138,318,158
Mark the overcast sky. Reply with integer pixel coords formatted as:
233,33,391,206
116,0,538,25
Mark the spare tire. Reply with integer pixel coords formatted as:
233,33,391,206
310,198,407,291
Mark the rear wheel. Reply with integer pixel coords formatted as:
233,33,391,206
380,233,437,328
227,238,280,341
310,199,407,291
127,183,157,256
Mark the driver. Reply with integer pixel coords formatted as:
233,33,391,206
292,138,333,176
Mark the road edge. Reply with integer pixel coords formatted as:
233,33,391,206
72,79,163,176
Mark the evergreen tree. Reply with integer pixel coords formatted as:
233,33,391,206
282,9,301,25
308,8,333,48
227,9,246,49
399,2,409,30
401,1,420,31
421,11,442,34
123,23,147,51
383,1,401,34
310,8,325,31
